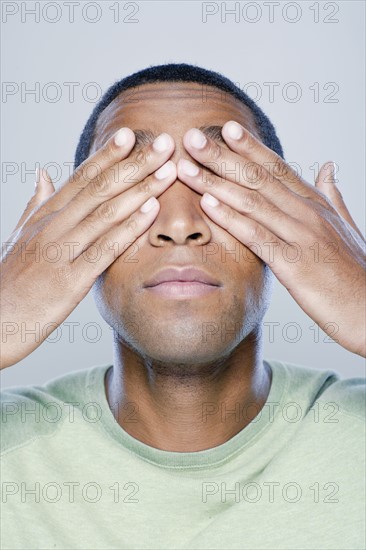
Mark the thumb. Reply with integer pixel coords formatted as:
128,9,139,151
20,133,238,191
13,168,55,232
315,161,364,238
34,167,55,200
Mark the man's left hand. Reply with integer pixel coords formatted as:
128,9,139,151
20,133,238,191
177,121,366,357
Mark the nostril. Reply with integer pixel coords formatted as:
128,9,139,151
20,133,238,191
158,235,172,242
189,233,202,240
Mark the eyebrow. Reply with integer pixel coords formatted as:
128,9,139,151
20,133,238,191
133,125,225,147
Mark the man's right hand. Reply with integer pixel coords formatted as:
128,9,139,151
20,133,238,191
0,128,176,369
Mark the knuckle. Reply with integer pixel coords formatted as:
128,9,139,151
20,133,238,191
206,141,222,161
75,161,103,186
249,223,265,242
68,176,85,193
124,215,138,237
243,162,265,188
95,201,117,222
135,150,147,167
99,238,116,255
239,191,258,212
88,174,111,198
241,132,256,154
202,172,218,190
134,147,152,168
137,178,154,195
222,207,237,229
103,139,119,162
70,164,85,185
272,159,289,180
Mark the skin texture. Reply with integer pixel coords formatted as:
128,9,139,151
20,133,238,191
1,117,176,368
2,82,364,453
91,83,274,452
90,81,365,452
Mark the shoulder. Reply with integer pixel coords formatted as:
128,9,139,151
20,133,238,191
0,364,111,454
265,358,365,422
316,375,365,421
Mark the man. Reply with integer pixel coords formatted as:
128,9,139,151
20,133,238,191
1,64,365,549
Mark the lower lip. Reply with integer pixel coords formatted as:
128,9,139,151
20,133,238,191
145,281,220,298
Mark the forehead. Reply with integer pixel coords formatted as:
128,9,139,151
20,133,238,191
92,82,259,150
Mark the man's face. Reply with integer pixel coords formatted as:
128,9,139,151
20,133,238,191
90,82,273,365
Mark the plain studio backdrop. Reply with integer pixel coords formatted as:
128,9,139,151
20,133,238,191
1,1,365,388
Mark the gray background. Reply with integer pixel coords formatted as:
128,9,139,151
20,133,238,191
1,0,365,388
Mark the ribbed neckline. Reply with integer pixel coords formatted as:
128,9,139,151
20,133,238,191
86,359,288,471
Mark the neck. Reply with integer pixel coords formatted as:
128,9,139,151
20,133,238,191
105,331,271,452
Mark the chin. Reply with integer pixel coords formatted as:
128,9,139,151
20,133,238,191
116,317,250,368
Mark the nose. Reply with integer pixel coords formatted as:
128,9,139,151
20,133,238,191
148,177,212,247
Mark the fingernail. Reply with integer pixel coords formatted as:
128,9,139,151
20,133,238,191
114,128,129,147
140,197,158,213
202,193,219,207
153,133,171,152
155,161,173,180
226,121,243,140
189,129,207,149
179,159,199,177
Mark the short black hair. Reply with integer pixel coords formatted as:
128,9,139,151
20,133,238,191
74,63,284,170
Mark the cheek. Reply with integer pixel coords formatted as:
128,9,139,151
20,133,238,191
234,238,265,269
92,263,128,314
214,229,263,276
222,240,269,303
96,236,145,295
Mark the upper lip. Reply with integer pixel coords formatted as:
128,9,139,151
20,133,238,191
143,267,222,288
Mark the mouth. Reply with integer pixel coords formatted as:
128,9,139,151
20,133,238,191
143,267,222,299
146,281,220,298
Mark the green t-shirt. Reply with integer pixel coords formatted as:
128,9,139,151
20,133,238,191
1,359,365,550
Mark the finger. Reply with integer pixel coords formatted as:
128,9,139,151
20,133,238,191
29,129,168,216
19,129,135,231
62,161,177,259
13,168,55,232
64,130,174,205
315,161,365,239
177,156,310,222
181,129,298,209
221,121,319,197
73,195,161,279
27,131,175,233
47,133,175,240
199,192,289,271
57,127,137,204
182,122,321,201
177,159,302,243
